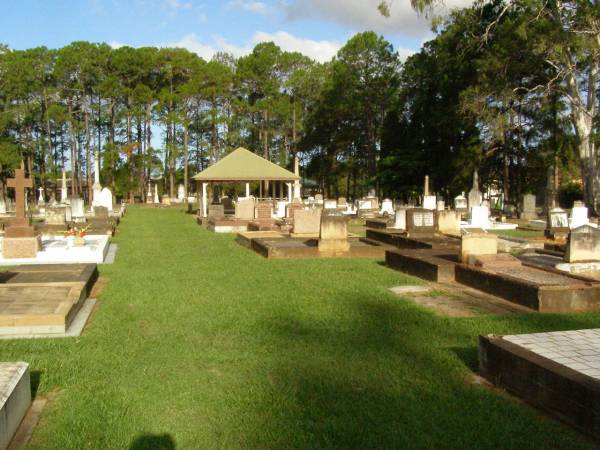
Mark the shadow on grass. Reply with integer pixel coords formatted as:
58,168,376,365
238,293,595,449
30,370,42,398
129,433,176,450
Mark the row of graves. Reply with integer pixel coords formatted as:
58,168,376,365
360,180,600,440
0,161,121,448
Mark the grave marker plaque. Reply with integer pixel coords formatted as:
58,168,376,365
406,208,436,236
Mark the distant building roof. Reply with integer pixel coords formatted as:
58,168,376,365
192,147,299,182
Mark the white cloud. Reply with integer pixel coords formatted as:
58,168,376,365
283,0,475,38
163,31,341,63
108,41,126,49
226,0,268,14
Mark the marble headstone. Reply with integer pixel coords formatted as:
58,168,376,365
99,187,113,212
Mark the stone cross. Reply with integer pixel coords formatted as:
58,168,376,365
38,187,45,204
7,162,32,224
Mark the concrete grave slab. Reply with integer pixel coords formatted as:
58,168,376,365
480,330,600,440
0,362,31,450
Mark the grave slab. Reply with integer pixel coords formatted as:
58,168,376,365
0,235,109,265
0,362,31,450
0,264,97,337
250,237,387,259
480,330,600,440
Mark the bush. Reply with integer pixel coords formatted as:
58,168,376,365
559,182,583,208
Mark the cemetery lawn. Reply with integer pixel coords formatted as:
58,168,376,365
2,207,599,450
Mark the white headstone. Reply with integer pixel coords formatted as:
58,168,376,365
154,184,159,204
276,201,287,218
394,207,406,229
147,183,153,204
0,199,6,214
324,199,337,210
423,195,437,210
358,200,373,210
177,184,185,202
570,202,589,229
60,170,68,204
454,193,467,210
99,187,113,211
470,205,491,228
71,197,85,219
436,200,445,211
92,155,102,207
380,199,394,216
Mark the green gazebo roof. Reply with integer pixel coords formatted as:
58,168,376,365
192,147,299,182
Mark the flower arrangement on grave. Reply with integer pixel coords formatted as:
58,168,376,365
64,225,90,238
64,225,90,246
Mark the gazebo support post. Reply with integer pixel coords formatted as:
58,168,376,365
245,182,250,198
287,183,292,202
259,182,263,199
202,182,208,218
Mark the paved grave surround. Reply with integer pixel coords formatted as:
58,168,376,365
0,362,31,450
250,236,387,259
480,330,600,440
0,264,97,337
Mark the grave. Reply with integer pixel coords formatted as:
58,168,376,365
570,201,590,229
0,362,31,450
248,202,277,231
436,210,460,235
406,208,436,237
3,164,41,259
235,198,255,220
520,194,537,220
379,198,394,216
480,330,600,440
318,215,350,254
357,197,379,218
545,207,569,240
70,198,86,223
454,192,467,213
564,225,600,263
292,208,321,236
323,199,337,210
0,264,98,337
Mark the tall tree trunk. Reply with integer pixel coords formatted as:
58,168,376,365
183,123,189,198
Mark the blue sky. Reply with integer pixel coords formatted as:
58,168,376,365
0,0,474,62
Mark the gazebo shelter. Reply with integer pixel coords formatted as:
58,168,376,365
192,147,300,218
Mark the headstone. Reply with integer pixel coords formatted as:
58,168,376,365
520,194,537,220
0,199,5,214
38,187,45,205
358,199,373,210
293,156,302,200
255,202,272,220
235,198,255,220
70,197,86,222
45,207,67,226
393,207,406,230
177,184,185,202
406,208,436,236
337,197,347,208
454,192,467,211
570,201,589,229
436,200,445,211
154,184,159,204
208,204,224,218
60,170,68,204
92,154,102,207
286,201,304,219
564,225,600,263
99,187,113,211
460,231,497,264
314,194,324,205
437,210,460,234
318,215,350,253
3,163,40,258
276,201,287,218
468,170,483,210
292,208,321,235
324,199,337,210
146,183,153,204
222,197,234,214
423,195,436,210
380,198,394,216
470,205,491,228
546,207,569,239
161,195,171,206
94,206,109,219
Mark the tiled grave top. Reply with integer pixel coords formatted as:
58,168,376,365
0,362,28,409
503,329,600,379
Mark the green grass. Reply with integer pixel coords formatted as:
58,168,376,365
490,228,544,239
2,207,598,449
